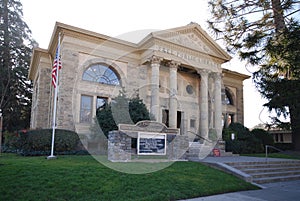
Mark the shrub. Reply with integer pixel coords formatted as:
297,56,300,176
251,128,274,149
6,129,87,156
223,123,264,154
2,131,20,153
274,143,293,151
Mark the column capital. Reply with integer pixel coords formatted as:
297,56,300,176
212,72,222,80
167,60,181,69
149,55,163,65
197,69,210,78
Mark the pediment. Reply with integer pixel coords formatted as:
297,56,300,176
147,23,231,62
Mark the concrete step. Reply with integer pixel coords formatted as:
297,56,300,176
225,159,300,184
242,166,300,174
251,170,300,178
253,174,300,184
226,160,300,166
187,142,238,159
187,144,214,160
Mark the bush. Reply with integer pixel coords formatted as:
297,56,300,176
2,131,20,153
4,129,87,156
251,128,274,149
274,143,293,151
223,123,264,154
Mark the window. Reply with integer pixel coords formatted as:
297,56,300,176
186,84,194,95
280,134,284,142
222,88,234,105
80,95,92,123
190,119,196,128
82,64,120,86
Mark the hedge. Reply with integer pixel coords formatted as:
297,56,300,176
3,129,88,156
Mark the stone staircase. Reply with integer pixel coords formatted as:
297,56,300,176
187,142,212,160
187,142,237,161
225,160,300,184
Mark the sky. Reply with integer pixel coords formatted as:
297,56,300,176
21,0,272,128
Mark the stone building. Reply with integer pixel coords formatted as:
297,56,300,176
28,22,249,143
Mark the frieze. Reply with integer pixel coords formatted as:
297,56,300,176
118,120,179,134
156,45,219,69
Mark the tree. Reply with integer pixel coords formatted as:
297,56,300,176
254,24,300,149
208,0,300,150
251,128,274,148
95,91,152,137
208,0,299,63
0,0,36,131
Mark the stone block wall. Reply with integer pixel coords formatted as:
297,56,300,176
108,130,189,162
108,131,132,161
167,134,189,160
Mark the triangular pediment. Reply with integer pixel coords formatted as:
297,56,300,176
140,23,231,63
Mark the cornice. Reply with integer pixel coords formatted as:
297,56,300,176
222,68,251,81
48,22,138,55
28,48,49,80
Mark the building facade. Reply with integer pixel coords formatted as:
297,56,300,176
29,22,249,142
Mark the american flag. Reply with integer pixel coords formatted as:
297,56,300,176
52,47,62,88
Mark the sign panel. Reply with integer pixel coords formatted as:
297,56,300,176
138,132,166,155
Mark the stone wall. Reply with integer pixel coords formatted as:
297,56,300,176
108,130,189,162
108,131,132,161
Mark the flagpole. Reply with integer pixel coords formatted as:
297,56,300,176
48,33,61,159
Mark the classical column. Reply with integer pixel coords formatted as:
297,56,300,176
168,60,180,129
150,56,162,122
214,72,222,138
198,69,209,140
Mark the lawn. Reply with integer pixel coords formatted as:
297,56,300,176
0,154,258,201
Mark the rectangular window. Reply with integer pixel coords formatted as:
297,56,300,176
190,119,196,128
280,134,284,142
275,134,279,142
80,95,92,123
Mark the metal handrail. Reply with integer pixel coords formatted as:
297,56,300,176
187,130,213,143
265,145,284,161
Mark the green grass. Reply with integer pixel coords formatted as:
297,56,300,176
0,154,258,201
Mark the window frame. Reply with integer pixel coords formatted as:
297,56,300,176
82,63,120,86
80,95,93,123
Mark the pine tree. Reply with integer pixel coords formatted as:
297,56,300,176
207,0,299,63
0,0,36,131
208,0,300,150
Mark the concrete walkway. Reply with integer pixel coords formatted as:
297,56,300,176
179,156,300,201
180,180,300,201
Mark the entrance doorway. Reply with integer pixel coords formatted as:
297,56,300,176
162,109,182,129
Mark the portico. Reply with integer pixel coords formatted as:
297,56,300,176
148,56,224,141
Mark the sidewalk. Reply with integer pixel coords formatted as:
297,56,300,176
180,180,300,201
180,156,300,201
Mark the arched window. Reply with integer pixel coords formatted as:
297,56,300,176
82,64,120,86
222,88,234,105
224,89,234,105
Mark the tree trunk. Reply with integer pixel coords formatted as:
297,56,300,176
289,101,300,150
271,0,286,32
